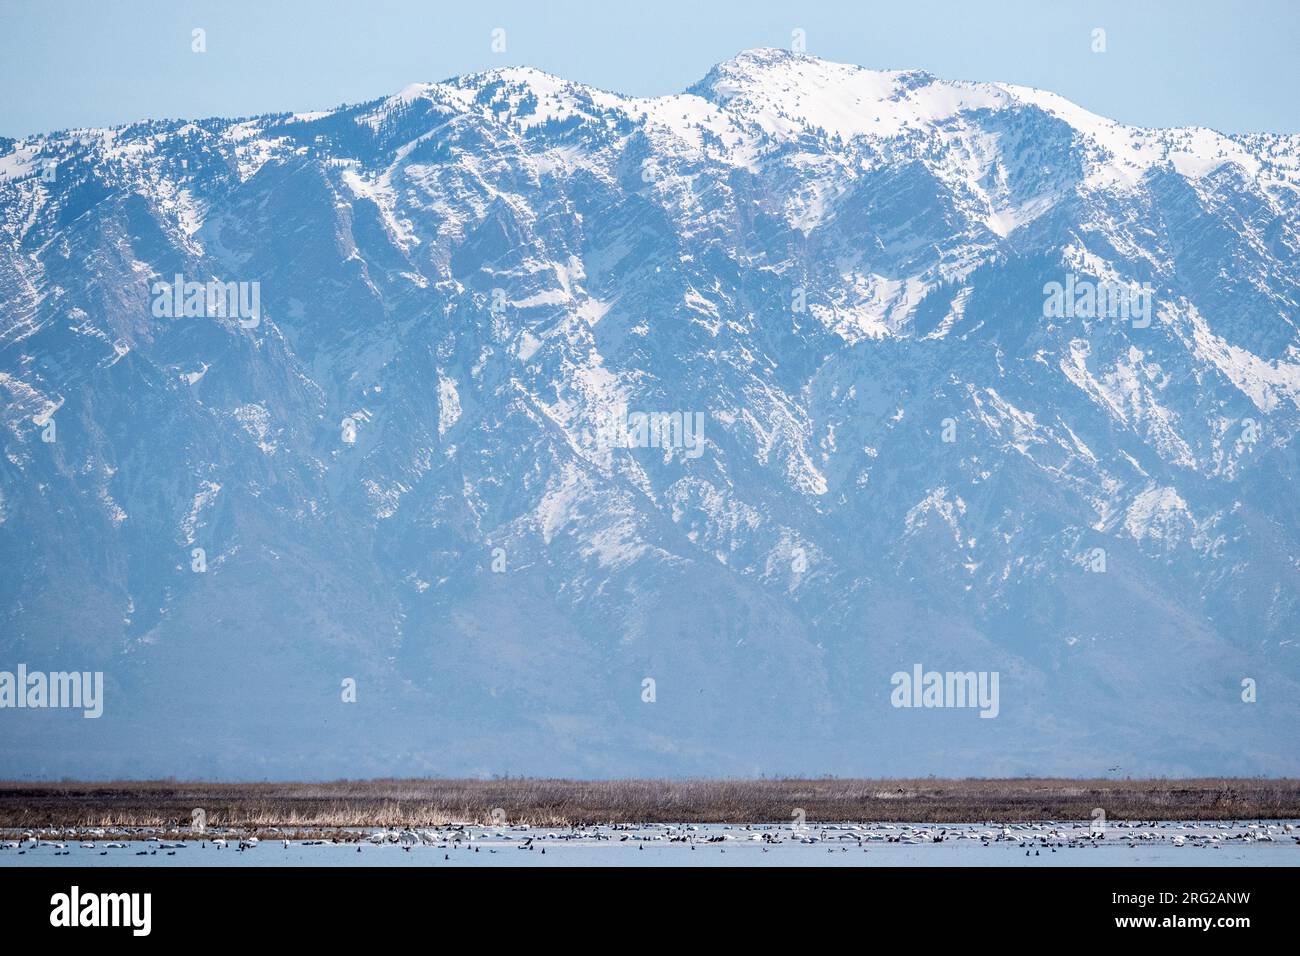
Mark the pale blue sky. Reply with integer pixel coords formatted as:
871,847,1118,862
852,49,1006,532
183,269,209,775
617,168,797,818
1,0,1296,137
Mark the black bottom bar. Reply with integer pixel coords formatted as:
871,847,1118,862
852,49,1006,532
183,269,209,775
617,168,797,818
0,865,1286,941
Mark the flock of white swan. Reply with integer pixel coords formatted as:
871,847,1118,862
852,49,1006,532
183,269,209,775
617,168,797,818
1,819,1296,863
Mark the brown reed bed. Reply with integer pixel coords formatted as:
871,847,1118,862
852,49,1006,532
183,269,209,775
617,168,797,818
1,777,1297,831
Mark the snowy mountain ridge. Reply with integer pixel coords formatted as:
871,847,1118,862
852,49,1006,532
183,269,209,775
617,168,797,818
1,50,1298,779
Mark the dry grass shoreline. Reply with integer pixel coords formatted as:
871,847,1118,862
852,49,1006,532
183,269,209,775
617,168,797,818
2,778,1298,833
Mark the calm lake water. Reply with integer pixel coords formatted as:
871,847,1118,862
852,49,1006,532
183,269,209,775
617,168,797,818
4,822,1297,867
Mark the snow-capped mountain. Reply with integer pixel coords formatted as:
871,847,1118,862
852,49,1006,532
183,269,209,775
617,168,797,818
2,49,1298,778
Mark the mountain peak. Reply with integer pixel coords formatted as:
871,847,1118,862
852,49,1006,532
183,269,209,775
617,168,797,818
3,47,1300,779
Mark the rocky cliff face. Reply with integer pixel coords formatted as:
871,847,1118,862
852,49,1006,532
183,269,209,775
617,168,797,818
2,49,1298,778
